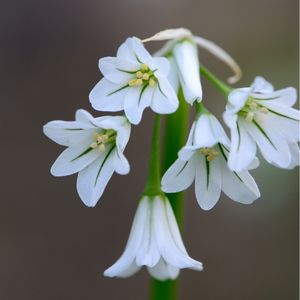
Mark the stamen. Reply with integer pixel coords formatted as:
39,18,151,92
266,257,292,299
246,111,254,122
136,71,143,79
249,101,258,110
90,142,98,149
99,144,106,152
142,73,150,80
259,107,269,114
141,64,149,71
200,147,219,161
135,79,143,86
149,78,156,86
128,79,138,86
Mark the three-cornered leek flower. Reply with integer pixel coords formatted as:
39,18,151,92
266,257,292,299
162,112,260,211
43,109,130,207
89,37,179,125
168,39,203,104
223,76,300,172
104,196,203,280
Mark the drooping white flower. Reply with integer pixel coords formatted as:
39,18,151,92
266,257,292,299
104,195,203,280
162,113,260,211
43,109,131,207
142,27,242,84
223,76,300,172
89,37,179,125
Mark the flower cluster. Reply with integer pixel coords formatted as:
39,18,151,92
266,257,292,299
43,28,299,281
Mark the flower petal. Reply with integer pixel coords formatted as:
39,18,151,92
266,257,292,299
227,88,251,113
173,40,202,104
161,156,196,193
243,119,291,169
98,57,136,85
148,258,179,281
150,57,170,77
166,57,180,94
194,114,229,147
219,153,260,204
151,76,179,114
104,197,149,277
76,145,115,206
50,144,99,177
124,85,150,125
251,76,274,93
253,87,297,107
194,154,222,210
224,114,257,172
89,78,127,112
153,197,203,270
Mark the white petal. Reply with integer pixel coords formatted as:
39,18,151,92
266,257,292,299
98,57,135,85
136,200,160,268
257,101,300,121
251,76,274,93
152,197,203,270
173,40,202,103
243,119,291,169
253,87,297,107
161,156,196,193
193,35,242,84
50,144,99,177
43,121,95,147
285,142,300,169
224,115,257,172
148,258,179,281
194,114,229,147
124,86,150,125
76,146,115,206
130,37,152,63
166,57,180,94
227,88,251,113
75,109,100,128
151,76,179,114
219,154,260,204
113,149,130,175
142,28,192,43
89,78,126,112
150,57,170,77
194,154,222,210
104,197,149,277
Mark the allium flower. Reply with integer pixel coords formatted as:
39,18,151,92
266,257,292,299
89,37,179,125
162,113,260,210
168,39,203,104
223,76,300,171
104,196,203,280
43,109,130,207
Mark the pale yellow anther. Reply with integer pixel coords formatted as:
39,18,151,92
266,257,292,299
259,107,269,114
101,134,108,142
249,101,258,110
149,78,156,86
207,155,214,162
136,71,143,79
135,78,143,86
246,111,255,122
128,79,138,86
90,142,98,149
141,64,149,71
99,144,106,152
142,73,150,80
200,147,219,161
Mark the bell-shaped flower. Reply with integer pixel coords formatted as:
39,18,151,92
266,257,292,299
104,195,203,280
223,76,300,172
171,39,203,104
162,112,260,211
89,37,178,125
43,109,131,207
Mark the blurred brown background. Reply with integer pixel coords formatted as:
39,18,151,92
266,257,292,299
0,0,298,299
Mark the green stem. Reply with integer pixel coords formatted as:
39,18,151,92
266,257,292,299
200,65,233,97
143,114,162,197
149,88,190,300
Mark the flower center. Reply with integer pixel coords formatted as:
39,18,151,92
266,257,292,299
90,129,116,152
128,63,157,87
199,147,219,161
240,98,269,123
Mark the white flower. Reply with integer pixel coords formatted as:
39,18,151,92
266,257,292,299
170,40,203,104
142,27,242,84
43,109,131,207
223,76,300,171
104,195,203,280
89,37,179,125
162,113,260,211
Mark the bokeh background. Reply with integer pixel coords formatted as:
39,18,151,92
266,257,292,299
0,0,298,299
